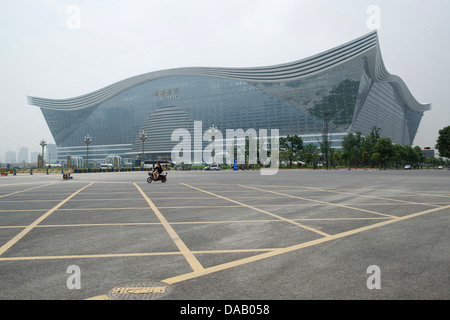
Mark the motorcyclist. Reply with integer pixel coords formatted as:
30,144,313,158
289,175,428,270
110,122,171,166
153,161,163,180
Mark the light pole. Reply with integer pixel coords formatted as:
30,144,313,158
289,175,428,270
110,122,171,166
208,125,217,165
40,139,47,168
84,135,92,169
139,130,147,167
323,112,330,170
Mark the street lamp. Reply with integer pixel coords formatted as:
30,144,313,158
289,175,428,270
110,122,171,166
208,125,218,165
84,134,92,169
323,113,330,170
139,130,147,166
40,139,47,168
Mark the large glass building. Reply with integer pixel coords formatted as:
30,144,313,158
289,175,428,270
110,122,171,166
27,31,430,165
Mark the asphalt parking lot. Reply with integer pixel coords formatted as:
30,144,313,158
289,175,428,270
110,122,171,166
0,169,449,301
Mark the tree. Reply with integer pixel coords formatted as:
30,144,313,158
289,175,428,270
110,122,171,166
342,131,363,167
403,145,419,165
362,126,380,166
374,137,394,169
302,144,319,167
392,144,406,168
369,126,381,147
371,152,381,167
362,151,370,166
435,126,450,158
333,151,342,167
413,145,424,164
279,135,303,167
342,133,354,166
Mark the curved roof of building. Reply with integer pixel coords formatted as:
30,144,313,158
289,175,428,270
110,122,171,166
27,31,430,113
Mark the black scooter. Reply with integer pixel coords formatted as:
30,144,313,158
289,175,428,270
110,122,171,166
147,171,167,183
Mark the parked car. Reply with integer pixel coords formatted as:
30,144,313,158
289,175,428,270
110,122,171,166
204,164,221,171
404,165,411,170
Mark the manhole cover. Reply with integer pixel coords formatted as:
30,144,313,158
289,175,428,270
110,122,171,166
107,281,171,300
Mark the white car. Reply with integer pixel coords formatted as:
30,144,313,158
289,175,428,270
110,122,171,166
203,164,221,171
211,164,221,171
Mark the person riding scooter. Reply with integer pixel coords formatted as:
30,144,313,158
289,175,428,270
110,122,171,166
153,161,163,180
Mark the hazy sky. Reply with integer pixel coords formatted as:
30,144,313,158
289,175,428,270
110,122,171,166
1,0,449,161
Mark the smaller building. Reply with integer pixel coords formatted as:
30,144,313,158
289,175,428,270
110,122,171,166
421,148,435,158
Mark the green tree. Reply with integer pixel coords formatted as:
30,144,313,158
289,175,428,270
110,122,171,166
333,151,342,167
403,145,419,165
302,144,319,167
371,152,381,167
342,131,363,167
362,151,370,166
392,144,406,168
435,126,450,158
280,135,303,167
362,126,380,166
413,146,424,164
374,137,394,169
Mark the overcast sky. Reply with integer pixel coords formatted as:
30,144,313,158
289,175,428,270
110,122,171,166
1,0,449,161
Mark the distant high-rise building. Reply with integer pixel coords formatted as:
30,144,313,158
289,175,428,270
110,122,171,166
30,152,40,165
5,151,16,163
46,144,57,163
18,147,29,163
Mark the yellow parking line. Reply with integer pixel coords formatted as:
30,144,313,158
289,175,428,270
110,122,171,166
0,199,61,203
181,183,330,237
0,251,182,261
0,209,47,212
86,191,450,300
0,182,58,199
0,248,279,262
303,186,442,207
0,182,94,256
134,183,204,273
57,207,150,211
161,203,450,286
239,185,397,219
0,216,389,230
383,188,450,199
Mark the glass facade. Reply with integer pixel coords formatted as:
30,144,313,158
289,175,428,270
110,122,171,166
29,32,429,165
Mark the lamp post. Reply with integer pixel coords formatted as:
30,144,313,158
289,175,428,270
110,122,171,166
208,125,217,165
40,139,47,168
84,135,92,170
139,130,147,167
323,113,330,170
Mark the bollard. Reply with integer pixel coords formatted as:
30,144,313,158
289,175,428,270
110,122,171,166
46,168,49,175
30,169,33,175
